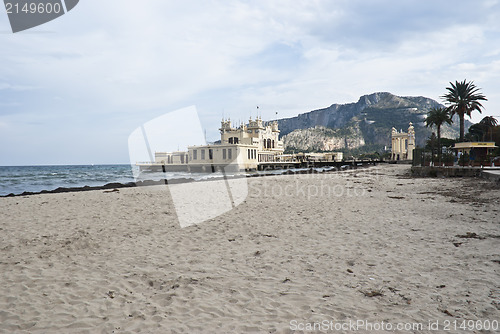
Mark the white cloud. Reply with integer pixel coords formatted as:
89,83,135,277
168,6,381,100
0,0,499,164
0,82,36,91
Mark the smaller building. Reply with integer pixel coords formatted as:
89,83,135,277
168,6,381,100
152,151,189,171
453,142,497,164
391,123,415,160
187,144,258,172
155,151,189,165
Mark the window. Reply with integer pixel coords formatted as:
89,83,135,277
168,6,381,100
234,137,239,144
272,140,275,148
263,139,266,148
209,149,213,160
248,149,251,159
180,154,184,164
228,137,233,144
201,149,205,160
267,139,271,149
185,154,188,163
223,149,226,160
228,148,232,160
193,149,197,160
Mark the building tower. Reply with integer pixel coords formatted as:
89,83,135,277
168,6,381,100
407,122,415,160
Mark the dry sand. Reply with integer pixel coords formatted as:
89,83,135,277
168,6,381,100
0,164,499,333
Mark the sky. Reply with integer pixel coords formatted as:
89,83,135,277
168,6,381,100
1,0,500,165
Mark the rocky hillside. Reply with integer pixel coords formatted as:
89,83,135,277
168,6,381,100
277,92,468,152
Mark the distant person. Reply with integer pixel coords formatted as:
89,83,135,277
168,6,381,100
469,148,476,166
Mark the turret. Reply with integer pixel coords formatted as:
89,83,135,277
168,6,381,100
408,122,415,135
248,116,264,129
271,121,279,132
219,119,233,134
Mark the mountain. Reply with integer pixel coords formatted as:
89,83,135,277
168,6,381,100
276,92,469,153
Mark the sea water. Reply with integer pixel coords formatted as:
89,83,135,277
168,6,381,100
0,164,338,196
0,164,244,196
0,165,139,196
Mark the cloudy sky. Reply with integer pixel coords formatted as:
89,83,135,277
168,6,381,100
1,0,499,165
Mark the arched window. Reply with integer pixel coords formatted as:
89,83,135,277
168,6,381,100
267,139,271,149
263,139,266,148
229,137,233,144
272,140,275,148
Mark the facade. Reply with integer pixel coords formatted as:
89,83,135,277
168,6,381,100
453,142,497,165
142,117,285,172
219,117,283,162
186,117,284,171
187,143,259,172
391,123,415,161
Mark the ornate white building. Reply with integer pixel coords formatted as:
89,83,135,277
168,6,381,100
143,117,285,172
219,117,283,161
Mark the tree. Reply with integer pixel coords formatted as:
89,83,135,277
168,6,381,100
479,116,498,141
442,80,487,142
468,123,485,142
425,107,452,163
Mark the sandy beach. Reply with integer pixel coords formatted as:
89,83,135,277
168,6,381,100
1,164,499,333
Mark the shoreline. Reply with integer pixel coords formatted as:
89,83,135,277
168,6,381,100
1,163,377,198
4,161,499,198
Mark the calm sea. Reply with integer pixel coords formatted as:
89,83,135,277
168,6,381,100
0,165,140,196
0,164,245,196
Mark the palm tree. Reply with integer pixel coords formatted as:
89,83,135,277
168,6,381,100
442,80,487,142
479,116,498,141
425,107,452,164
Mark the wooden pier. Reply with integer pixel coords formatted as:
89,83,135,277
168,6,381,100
138,159,381,173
